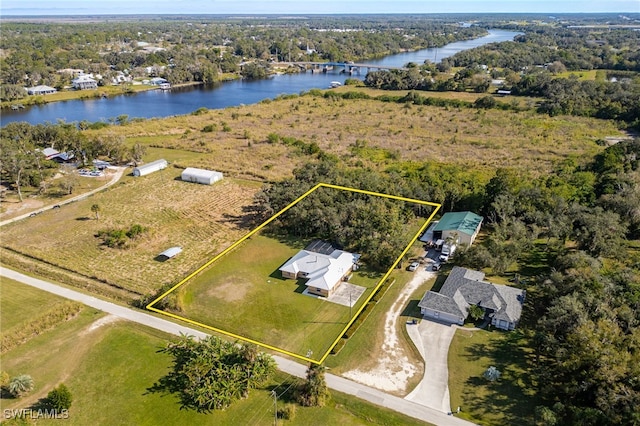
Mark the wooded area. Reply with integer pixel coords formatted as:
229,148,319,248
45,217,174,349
252,137,640,424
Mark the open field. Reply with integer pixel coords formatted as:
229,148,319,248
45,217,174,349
0,173,263,297
0,281,428,426
87,89,622,178
448,324,538,425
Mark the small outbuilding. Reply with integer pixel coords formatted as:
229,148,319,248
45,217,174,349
158,246,182,260
133,159,168,177
181,167,223,185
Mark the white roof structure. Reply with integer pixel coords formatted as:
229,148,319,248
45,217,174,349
159,246,182,259
133,159,168,176
280,249,353,291
72,75,96,83
181,167,223,185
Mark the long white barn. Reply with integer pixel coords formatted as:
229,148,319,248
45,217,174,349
133,159,168,177
181,167,223,185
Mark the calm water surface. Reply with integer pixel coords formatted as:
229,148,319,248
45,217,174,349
1,30,520,126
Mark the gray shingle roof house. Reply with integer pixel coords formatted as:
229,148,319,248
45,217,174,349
418,266,525,330
432,211,483,246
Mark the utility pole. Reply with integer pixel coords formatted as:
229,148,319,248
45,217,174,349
271,389,277,426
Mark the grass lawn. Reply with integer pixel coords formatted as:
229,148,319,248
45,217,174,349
176,234,381,361
0,283,429,426
448,328,539,426
0,279,67,331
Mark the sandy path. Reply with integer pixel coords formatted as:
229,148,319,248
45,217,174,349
343,265,435,393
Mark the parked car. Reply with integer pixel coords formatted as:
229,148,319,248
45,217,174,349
432,263,441,271
408,261,420,272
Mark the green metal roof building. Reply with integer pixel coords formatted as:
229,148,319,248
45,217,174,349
432,211,483,246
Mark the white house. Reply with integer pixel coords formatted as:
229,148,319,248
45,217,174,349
72,75,98,90
149,77,168,86
181,167,223,185
26,85,57,95
133,159,168,177
279,241,355,298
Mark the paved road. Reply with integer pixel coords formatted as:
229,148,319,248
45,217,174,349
0,166,127,227
0,267,475,426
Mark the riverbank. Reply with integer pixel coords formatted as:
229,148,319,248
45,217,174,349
1,78,239,111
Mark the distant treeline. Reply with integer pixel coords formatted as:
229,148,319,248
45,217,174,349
0,17,485,93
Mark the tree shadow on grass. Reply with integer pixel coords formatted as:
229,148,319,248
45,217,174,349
221,212,257,231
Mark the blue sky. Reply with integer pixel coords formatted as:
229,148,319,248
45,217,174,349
1,0,639,15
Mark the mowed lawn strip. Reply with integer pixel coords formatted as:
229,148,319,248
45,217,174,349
179,234,381,359
448,328,539,426
0,278,67,331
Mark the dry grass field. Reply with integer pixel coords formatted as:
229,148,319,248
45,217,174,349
87,89,622,180
1,172,262,296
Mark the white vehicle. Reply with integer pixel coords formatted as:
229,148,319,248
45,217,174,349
439,243,456,262
408,261,419,272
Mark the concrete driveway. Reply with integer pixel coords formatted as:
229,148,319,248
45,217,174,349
405,318,457,413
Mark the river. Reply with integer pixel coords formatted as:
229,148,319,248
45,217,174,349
1,30,520,126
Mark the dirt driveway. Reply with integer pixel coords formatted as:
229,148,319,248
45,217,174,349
405,317,457,413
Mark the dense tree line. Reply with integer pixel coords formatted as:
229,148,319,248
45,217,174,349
0,17,485,92
441,26,640,72
511,71,640,127
451,140,640,424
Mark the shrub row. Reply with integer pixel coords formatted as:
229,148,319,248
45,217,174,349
1,301,83,354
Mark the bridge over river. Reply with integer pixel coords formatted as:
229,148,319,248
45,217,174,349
276,61,407,74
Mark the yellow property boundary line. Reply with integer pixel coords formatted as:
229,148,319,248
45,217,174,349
147,182,441,364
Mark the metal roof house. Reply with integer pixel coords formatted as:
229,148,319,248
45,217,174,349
181,167,223,185
279,240,355,298
26,85,57,95
418,266,525,331
133,159,168,177
72,75,98,90
432,211,483,246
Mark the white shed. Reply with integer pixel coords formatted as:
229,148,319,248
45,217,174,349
181,167,223,185
133,159,168,177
